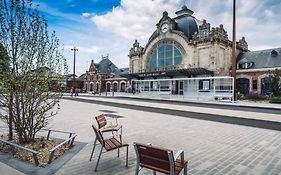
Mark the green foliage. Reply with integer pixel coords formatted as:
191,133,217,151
269,97,281,104
0,44,9,76
268,69,281,97
0,0,68,143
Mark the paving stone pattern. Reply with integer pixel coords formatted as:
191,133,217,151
51,99,281,175
1,98,281,175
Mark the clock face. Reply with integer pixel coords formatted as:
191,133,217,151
161,23,169,33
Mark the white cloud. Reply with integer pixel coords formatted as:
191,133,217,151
91,0,184,40
89,0,281,52
82,12,94,18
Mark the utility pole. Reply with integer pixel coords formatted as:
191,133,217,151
71,46,78,94
231,0,237,100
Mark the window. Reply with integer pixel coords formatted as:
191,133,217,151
199,80,210,91
252,80,257,90
238,62,253,69
148,44,183,68
200,30,209,38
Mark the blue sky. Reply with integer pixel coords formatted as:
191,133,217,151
33,0,281,76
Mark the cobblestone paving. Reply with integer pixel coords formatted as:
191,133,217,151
52,99,281,175
1,98,281,175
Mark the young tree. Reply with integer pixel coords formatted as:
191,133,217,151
0,0,67,143
0,43,14,140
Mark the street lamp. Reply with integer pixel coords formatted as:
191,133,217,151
71,46,78,96
231,0,237,100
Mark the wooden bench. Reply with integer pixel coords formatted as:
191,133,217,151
95,113,122,133
134,143,188,175
90,125,129,171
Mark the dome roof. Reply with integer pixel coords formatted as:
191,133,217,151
147,6,201,42
173,5,201,40
174,15,200,40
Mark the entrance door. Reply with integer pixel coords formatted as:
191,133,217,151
90,83,94,91
113,83,118,92
179,80,184,95
120,82,126,92
106,83,111,92
261,77,271,95
96,83,99,92
237,78,249,95
172,80,179,94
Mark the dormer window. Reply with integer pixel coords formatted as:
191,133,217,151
134,47,137,52
271,50,278,57
238,62,253,69
200,29,209,38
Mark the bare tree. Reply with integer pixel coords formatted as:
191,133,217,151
0,0,68,143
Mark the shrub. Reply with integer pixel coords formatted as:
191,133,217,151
245,92,267,101
269,97,281,104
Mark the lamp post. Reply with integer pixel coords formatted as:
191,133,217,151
231,0,237,100
71,46,78,95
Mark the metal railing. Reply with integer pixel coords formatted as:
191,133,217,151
0,129,77,166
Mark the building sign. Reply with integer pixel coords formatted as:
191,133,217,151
138,71,167,77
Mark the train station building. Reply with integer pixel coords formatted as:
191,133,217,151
126,5,281,96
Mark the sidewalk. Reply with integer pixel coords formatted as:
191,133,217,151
69,94,281,123
81,92,281,110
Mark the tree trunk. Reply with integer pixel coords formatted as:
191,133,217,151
8,88,13,140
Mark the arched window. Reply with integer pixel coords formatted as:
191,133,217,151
106,83,111,92
148,44,183,68
113,83,118,92
120,82,126,92
261,77,272,95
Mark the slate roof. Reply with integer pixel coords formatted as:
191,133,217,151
95,58,122,76
237,48,281,69
147,6,201,43
174,14,201,40
85,58,129,79
79,73,86,80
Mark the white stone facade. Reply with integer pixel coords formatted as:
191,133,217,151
128,8,248,77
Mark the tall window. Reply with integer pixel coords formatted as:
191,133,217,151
252,80,257,90
148,44,183,68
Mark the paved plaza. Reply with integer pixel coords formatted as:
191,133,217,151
1,96,281,175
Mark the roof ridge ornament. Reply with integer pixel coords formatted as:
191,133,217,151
175,5,194,16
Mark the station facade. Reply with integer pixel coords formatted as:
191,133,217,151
127,6,280,96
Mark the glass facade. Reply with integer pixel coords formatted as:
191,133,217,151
148,44,183,68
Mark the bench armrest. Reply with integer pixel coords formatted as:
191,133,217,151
173,150,184,162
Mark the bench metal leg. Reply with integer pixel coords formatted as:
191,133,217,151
184,164,187,175
126,146,128,167
135,162,140,175
89,138,97,161
117,148,119,157
153,170,156,175
95,146,103,171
